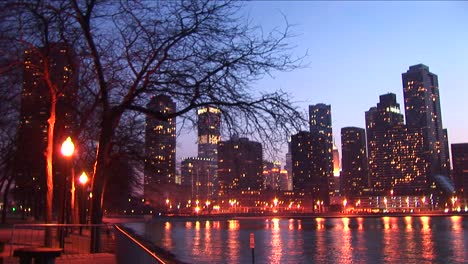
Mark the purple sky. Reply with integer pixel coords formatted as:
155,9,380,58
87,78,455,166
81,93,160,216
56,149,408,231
176,1,468,166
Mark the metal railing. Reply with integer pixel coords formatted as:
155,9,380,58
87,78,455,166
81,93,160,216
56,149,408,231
9,224,115,256
114,225,167,264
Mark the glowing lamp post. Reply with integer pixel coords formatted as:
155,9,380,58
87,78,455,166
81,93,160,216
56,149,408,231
61,137,75,157
79,172,89,185
60,137,75,247
78,172,89,234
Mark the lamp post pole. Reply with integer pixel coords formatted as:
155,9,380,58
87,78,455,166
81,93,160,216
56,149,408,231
60,137,75,247
78,172,89,235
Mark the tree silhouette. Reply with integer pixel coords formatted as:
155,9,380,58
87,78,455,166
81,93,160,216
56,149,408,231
1,0,306,251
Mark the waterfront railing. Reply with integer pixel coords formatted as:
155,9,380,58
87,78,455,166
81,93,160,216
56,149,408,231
8,223,115,256
114,225,168,264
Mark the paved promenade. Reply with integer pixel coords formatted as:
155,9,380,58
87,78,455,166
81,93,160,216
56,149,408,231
0,219,117,264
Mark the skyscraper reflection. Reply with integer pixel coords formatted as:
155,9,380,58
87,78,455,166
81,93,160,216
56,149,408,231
129,216,467,264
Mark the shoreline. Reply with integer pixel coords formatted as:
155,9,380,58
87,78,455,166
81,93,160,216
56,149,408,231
105,211,468,223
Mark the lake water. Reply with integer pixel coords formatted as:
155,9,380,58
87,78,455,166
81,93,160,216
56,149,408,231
124,215,468,264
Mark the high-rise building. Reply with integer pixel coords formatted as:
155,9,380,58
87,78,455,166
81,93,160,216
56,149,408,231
15,43,78,219
402,64,450,178
180,157,215,200
218,137,263,193
366,93,428,195
366,93,404,193
144,95,176,196
284,140,293,190
197,106,221,159
291,131,329,204
197,106,221,197
341,127,368,198
263,161,282,191
451,143,468,199
309,104,334,202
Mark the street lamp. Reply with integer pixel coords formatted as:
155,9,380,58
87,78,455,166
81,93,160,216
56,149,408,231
61,137,75,157
60,137,75,247
78,172,89,234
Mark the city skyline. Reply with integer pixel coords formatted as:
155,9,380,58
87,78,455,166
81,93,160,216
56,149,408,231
176,2,468,164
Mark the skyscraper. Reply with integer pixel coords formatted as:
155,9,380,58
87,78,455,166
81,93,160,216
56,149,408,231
218,137,263,193
180,157,214,200
341,127,368,198
366,93,428,195
366,93,404,193
291,131,329,204
309,104,334,202
263,161,282,191
197,106,221,159
451,143,468,199
196,106,221,197
144,95,176,196
15,43,78,219
402,64,450,178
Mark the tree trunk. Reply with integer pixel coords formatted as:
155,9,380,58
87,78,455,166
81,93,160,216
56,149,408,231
90,115,115,253
44,94,56,247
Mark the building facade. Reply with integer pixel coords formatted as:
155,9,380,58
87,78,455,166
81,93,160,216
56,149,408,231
180,157,216,200
263,161,282,191
366,93,429,195
309,104,334,203
366,93,405,194
144,95,176,196
402,64,450,178
451,143,468,199
218,137,263,193
291,131,329,205
341,127,368,199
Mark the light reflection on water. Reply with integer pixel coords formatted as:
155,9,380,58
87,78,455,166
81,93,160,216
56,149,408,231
125,216,468,264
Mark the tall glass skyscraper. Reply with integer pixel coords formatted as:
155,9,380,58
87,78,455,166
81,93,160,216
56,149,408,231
402,64,450,178
341,127,368,199
309,104,334,202
144,95,176,194
196,106,221,198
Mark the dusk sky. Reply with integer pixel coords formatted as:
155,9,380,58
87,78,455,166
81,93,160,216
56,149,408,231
177,1,468,165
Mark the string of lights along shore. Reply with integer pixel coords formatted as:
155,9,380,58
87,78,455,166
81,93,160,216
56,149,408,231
15,42,468,214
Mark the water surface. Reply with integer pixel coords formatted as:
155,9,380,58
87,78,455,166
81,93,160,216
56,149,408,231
125,216,468,264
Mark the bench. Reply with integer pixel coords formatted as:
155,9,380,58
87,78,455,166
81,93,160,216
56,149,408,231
13,247,62,264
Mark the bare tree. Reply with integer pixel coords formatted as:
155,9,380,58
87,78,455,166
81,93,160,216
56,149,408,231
2,0,306,251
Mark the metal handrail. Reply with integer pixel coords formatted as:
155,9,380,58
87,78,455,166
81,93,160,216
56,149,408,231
114,225,167,264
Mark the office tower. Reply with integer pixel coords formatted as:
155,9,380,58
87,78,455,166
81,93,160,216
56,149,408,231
279,170,291,191
197,106,221,159
309,104,334,202
180,157,215,200
366,93,404,193
197,106,221,197
402,64,450,178
284,140,293,184
341,127,368,198
144,95,176,197
263,161,281,190
366,93,428,195
15,43,78,219
451,143,468,199
218,137,263,193
291,131,329,204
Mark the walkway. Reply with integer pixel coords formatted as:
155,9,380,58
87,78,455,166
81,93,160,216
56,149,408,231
0,222,116,264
